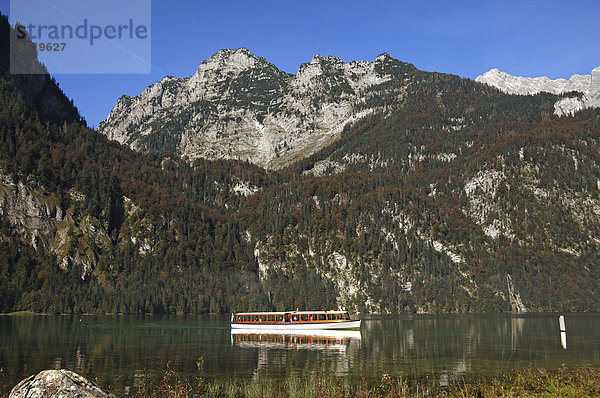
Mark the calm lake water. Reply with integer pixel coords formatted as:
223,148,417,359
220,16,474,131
1,313,599,394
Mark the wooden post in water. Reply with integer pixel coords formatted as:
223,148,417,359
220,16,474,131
559,315,566,332
559,315,567,349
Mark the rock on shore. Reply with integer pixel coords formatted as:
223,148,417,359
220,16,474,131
10,370,115,398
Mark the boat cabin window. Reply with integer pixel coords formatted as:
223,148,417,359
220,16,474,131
300,314,308,321
318,314,326,321
267,315,275,321
252,315,259,322
292,314,299,322
344,313,350,320
337,313,344,320
237,315,243,322
260,315,266,321
327,313,335,320
244,315,251,322
276,315,283,321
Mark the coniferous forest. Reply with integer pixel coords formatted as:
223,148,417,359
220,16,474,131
0,14,599,315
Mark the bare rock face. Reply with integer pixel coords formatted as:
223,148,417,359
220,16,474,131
9,370,115,398
98,48,410,169
475,65,600,116
0,172,112,277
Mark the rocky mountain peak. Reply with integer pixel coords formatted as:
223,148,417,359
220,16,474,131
479,68,501,77
475,66,600,95
591,66,600,91
297,54,344,76
476,65,600,116
375,52,392,62
99,50,410,169
310,54,344,65
196,47,270,74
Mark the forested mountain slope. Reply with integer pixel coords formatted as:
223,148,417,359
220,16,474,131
0,15,276,314
255,110,600,312
1,14,599,314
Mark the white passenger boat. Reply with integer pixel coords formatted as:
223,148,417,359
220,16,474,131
231,310,361,330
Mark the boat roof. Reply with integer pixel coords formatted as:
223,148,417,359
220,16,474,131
234,310,347,315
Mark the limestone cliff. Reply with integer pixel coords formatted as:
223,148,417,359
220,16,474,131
476,66,600,116
98,49,409,169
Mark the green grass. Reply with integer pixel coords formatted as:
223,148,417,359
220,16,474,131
126,367,600,398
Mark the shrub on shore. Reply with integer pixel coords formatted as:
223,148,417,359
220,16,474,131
129,367,600,398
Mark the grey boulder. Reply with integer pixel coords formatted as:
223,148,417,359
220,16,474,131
10,369,115,398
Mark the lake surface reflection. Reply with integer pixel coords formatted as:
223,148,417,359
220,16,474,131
1,313,599,394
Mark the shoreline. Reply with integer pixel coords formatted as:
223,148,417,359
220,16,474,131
2,311,600,316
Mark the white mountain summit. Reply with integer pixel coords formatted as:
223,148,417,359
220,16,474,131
476,65,600,116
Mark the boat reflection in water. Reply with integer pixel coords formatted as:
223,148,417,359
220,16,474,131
231,329,361,351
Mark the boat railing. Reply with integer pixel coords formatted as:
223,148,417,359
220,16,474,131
232,311,356,324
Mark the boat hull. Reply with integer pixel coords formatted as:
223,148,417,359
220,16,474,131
231,328,361,339
231,320,361,330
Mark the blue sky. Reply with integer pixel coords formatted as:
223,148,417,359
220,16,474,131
1,0,599,128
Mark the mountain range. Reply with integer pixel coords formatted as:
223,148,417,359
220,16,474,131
1,15,599,314
99,48,410,169
476,65,600,116
99,51,600,171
